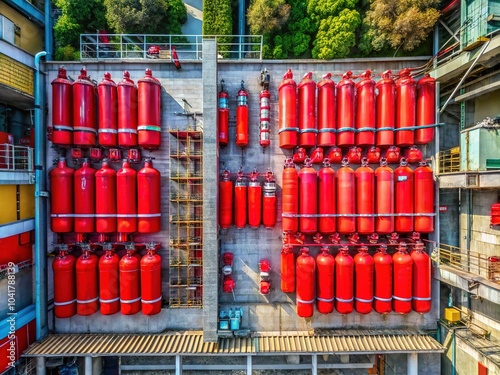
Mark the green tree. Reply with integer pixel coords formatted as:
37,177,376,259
247,0,290,35
363,0,440,52
203,0,232,56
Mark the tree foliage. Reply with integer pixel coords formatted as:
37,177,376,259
203,0,232,56
247,0,290,36
364,0,440,52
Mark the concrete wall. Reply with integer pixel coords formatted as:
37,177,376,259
439,189,460,247
0,3,43,55
384,353,440,375
474,89,500,122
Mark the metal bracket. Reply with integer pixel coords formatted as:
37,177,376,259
29,173,35,184
35,191,49,197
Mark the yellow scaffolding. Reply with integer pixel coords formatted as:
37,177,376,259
168,128,203,308
438,146,460,174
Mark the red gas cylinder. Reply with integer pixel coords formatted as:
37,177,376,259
259,89,271,148
73,68,97,147
95,159,117,234
375,158,394,234
218,79,229,148
138,69,161,149
98,72,118,147
76,247,99,316
316,246,335,314
51,66,73,146
234,170,247,228
278,69,298,149
282,159,299,232
219,170,233,229
281,245,295,293
394,158,414,233
393,243,413,314
117,71,138,147
327,146,343,163
50,157,74,233
366,146,381,164
411,242,431,313
298,158,317,234
52,247,76,318
414,161,434,233
416,74,436,145
293,147,307,164
74,159,96,234
395,68,416,147
373,245,393,314
337,71,355,148
141,244,162,315
346,146,362,164
296,247,316,318
262,170,277,228
492,203,500,226
405,145,423,163
309,147,324,164
119,245,141,315
116,160,137,234
385,146,401,164
354,246,374,314
98,245,120,315
236,80,249,148
335,246,354,314
137,159,161,233
248,170,262,228
298,72,317,147
318,158,336,234
376,70,395,148
355,158,375,234
317,73,336,147
356,70,376,146
337,159,356,234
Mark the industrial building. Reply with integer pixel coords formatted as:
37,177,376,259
0,0,499,375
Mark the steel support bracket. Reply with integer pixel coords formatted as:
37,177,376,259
35,190,49,197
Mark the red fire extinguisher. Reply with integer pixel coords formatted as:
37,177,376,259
335,246,354,314
296,247,316,318
219,169,233,229
120,244,141,315
337,71,355,148
373,245,393,314
281,245,295,293
51,66,73,146
416,73,436,145
141,243,162,315
259,88,271,148
356,70,376,147
95,159,116,234
298,158,317,234
171,46,182,71
137,158,161,233
337,159,356,234
98,244,120,315
236,81,249,148
138,69,161,149
317,73,336,147
282,158,299,232
394,158,414,233
50,157,74,233
414,161,434,233
278,69,298,149
234,169,247,229
117,71,138,147
74,159,96,234
355,158,375,234
354,246,374,314
116,160,137,237
262,170,277,229
98,72,118,147
376,70,395,148
393,243,413,314
298,72,317,148
318,158,336,234
76,245,99,316
395,68,416,147
375,158,394,234
73,68,97,147
218,79,229,148
316,246,335,314
53,246,76,318
248,170,262,228
411,242,431,314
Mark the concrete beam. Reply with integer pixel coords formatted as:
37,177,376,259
0,171,34,185
0,218,35,239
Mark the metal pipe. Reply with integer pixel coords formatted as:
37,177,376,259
34,51,48,341
452,329,456,375
44,0,52,59
407,353,418,375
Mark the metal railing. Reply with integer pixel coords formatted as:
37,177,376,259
0,144,33,171
80,34,263,61
433,243,500,283
438,146,461,174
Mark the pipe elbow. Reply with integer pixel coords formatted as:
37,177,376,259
35,51,47,69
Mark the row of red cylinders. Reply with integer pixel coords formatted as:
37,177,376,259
51,67,161,149
278,69,435,149
219,170,277,229
49,158,161,234
281,243,431,317
218,80,249,149
52,246,162,317
282,157,434,235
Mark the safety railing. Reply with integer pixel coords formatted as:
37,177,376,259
433,243,500,283
0,144,33,171
80,34,263,61
438,146,461,174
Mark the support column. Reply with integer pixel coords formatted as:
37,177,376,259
202,38,219,342
85,356,92,375
175,355,183,375
407,353,418,375
312,354,318,375
246,355,252,374
36,357,46,375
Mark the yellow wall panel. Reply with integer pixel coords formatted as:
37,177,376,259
19,184,34,219
0,3,43,54
0,185,18,224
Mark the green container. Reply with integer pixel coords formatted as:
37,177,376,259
460,124,500,170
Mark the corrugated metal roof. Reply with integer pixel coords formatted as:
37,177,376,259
23,331,444,357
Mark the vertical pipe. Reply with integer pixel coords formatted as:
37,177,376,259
34,51,48,341
44,0,52,60
407,353,418,375
246,354,252,374
175,355,182,375
238,0,245,58
85,356,92,375
36,357,46,375
452,329,456,375
312,354,318,375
